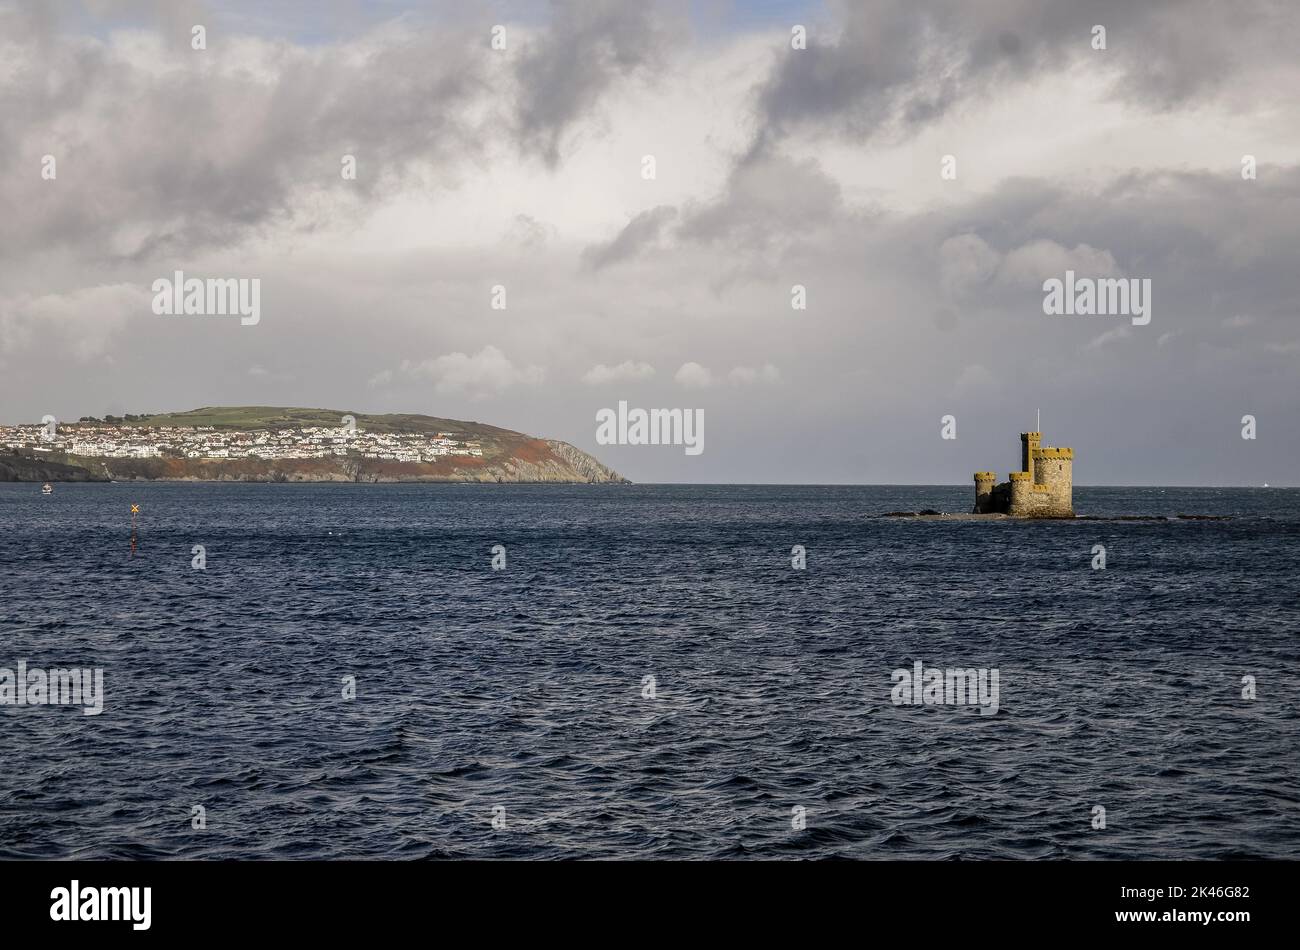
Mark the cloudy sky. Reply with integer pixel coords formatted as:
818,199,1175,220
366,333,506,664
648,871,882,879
2,0,1297,484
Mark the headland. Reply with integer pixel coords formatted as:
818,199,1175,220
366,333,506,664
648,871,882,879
0,407,626,484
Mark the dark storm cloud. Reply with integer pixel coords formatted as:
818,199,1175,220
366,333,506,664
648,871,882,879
0,0,670,268
0,8,486,264
513,0,671,166
748,0,1300,157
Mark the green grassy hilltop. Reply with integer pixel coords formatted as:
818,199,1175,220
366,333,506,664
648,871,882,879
126,406,517,438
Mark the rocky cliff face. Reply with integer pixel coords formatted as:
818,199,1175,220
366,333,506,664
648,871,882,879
0,453,108,482
543,440,625,482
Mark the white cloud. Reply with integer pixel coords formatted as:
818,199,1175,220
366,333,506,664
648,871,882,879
674,361,714,389
1084,326,1132,350
997,240,1120,288
391,345,544,397
953,363,996,394
727,364,781,386
247,364,294,382
582,360,656,385
938,233,1000,298
1223,314,1256,328
1,284,148,362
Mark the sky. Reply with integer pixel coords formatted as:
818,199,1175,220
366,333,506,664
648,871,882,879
1,0,1297,485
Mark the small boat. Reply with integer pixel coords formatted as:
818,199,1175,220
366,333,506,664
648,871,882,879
41,483,53,495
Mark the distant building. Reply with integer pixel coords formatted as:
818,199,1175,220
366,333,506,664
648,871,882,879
973,431,1074,518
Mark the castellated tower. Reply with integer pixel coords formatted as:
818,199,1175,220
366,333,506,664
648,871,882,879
972,431,1074,517
1020,431,1041,481
1031,447,1074,516
973,471,997,513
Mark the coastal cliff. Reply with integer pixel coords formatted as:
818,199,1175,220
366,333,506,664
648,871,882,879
0,452,110,482
0,407,626,484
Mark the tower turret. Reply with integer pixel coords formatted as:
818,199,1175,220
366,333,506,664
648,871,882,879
1031,446,1074,516
1008,470,1034,515
1020,431,1041,482
972,472,996,513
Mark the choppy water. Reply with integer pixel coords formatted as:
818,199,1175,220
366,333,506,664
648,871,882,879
1,483,1297,859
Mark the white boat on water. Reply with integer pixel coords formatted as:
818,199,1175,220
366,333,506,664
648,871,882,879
41,483,53,495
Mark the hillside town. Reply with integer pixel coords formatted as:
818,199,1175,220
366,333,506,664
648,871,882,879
0,421,483,464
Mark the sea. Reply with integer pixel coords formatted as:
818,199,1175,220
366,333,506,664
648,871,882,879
1,483,1297,859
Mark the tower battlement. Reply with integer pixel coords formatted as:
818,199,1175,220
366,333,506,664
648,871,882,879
972,471,998,512
972,430,1074,517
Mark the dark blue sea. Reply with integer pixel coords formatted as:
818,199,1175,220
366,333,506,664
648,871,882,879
1,483,1297,860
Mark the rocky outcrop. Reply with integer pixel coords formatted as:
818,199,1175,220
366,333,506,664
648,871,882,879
0,453,108,482
543,440,625,483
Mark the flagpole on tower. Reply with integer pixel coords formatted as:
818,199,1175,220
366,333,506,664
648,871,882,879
1037,408,1040,432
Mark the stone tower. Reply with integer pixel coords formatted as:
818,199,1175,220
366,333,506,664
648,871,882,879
972,431,1074,517
1031,446,1074,516
1020,431,1041,482
973,471,997,513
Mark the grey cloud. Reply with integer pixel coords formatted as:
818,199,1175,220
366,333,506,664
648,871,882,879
4,3,1299,486
580,151,851,275
581,205,676,270
940,169,1300,322
995,239,1119,288
578,165,1300,481
514,0,670,167
677,154,846,248
748,0,1300,157
4,162,1298,485
0,0,668,275
938,234,1000,299
0,283,150,362
0,10,492,269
